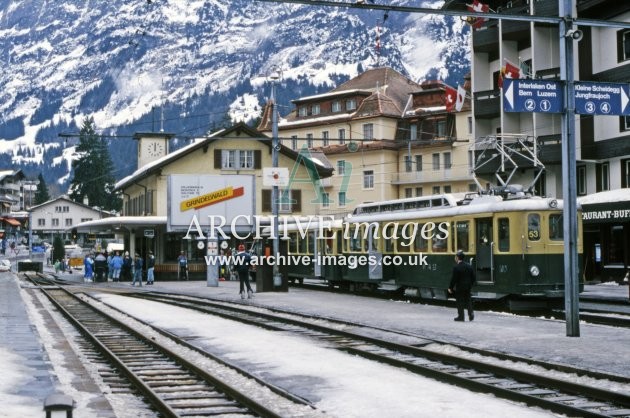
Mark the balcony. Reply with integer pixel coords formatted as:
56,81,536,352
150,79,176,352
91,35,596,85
591,63,630,83
391,169,472,185
474,90,501,119
533,0,559,21
473,25,499,53
538,134,562,164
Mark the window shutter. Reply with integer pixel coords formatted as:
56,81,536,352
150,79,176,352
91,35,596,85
254,150,262,169
292,189,302,213
262,189,272,212
214,149,222,169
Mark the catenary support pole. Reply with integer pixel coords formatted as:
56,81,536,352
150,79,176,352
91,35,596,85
560,0,580,337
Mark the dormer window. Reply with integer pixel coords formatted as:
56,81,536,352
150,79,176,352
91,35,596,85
346,99,357,111
299,107,307,117
332,101,341,112
312,104,320,115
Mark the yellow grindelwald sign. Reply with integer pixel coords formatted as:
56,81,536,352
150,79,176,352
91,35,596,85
179,186,244,212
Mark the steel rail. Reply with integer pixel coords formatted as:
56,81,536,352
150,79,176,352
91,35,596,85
133,291,630,417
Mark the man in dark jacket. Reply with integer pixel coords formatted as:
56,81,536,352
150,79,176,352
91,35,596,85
94,252,108,282
448,250,476,321
235,244,254,299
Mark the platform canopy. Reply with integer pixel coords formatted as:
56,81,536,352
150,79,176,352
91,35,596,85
73,216,167,233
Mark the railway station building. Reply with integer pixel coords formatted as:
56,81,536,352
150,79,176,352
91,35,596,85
74,123,333,279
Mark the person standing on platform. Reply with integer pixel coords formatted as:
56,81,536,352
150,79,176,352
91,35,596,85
83,253,94,283
110,251,123,282
177,251,188,280
121,251,132,282
94,252,107,282
132,252,143,286
235,244,253,299
448,250,476,322
146,251,155,285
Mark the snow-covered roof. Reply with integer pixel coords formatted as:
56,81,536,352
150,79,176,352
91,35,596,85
74,216,167,232
578,188,630,205
292,89,372,103
278,112,357,128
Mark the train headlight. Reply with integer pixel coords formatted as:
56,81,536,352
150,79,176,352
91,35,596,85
549,199,558,208
529,265,540,277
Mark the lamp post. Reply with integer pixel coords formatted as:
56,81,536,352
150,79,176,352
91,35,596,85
269,66,282,288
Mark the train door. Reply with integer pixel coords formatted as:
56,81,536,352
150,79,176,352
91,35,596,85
475,217,494,282
368,223,382,280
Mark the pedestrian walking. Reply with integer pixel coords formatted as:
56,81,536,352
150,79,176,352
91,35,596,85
54,259,61,274
146,251,155,285
235,244,254,299
177,251,188,280
110,251,123,282
132,252,143,286
448,250,476,321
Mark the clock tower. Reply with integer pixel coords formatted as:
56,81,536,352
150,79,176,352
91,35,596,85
133,132,174,169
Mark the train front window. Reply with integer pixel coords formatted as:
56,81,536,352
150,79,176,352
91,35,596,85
527,214,541,241
498,218,510,251
456,221,470,252
549,214,563,240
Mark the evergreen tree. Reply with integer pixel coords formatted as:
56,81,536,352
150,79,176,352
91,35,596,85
69,116,122,211
52,234,65,265
34,173,50,205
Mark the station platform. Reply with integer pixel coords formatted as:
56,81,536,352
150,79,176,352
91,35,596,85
3,266,630,416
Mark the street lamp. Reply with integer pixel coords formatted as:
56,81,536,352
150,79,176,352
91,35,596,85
268,66,282,288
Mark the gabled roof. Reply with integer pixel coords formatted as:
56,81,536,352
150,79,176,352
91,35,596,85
116,123,334,191
29,195,112,216
331,67,423,110
0,169,25,183
354,91,402,118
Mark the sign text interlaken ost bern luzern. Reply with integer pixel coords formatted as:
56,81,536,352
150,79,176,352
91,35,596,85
503,79,630,115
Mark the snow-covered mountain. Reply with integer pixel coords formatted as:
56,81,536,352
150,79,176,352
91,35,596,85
0,0,470,193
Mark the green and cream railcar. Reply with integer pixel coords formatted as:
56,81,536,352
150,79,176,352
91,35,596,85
345,193,583,306
283,219,345,285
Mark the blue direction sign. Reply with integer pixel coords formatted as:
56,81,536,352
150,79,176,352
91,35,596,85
503,79,564,113
574,81,630,116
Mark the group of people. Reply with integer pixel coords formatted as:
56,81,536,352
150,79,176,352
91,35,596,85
77,250,155,286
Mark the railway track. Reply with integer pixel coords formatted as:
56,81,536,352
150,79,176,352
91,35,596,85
24,274,319,417
123,291,630,418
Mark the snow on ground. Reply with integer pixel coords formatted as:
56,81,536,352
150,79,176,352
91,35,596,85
0,347,43,418
97,293,554,417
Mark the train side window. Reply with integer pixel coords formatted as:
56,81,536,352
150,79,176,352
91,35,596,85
383,224,395,253
299,233,308,253
527,213,541,241
549,214,563,240
414,224,428,252
456,221,470,252
289,232,299,254
308,232,315,254
432,236,447,252
498,218,510,251
397,223,412,253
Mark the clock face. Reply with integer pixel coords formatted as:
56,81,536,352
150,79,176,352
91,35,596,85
146,141,165,157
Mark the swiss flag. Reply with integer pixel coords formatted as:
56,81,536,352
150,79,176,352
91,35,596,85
504,61,520,79
499,60,520,88
456,85,466,112
467,0,489,29
444,85,457,112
